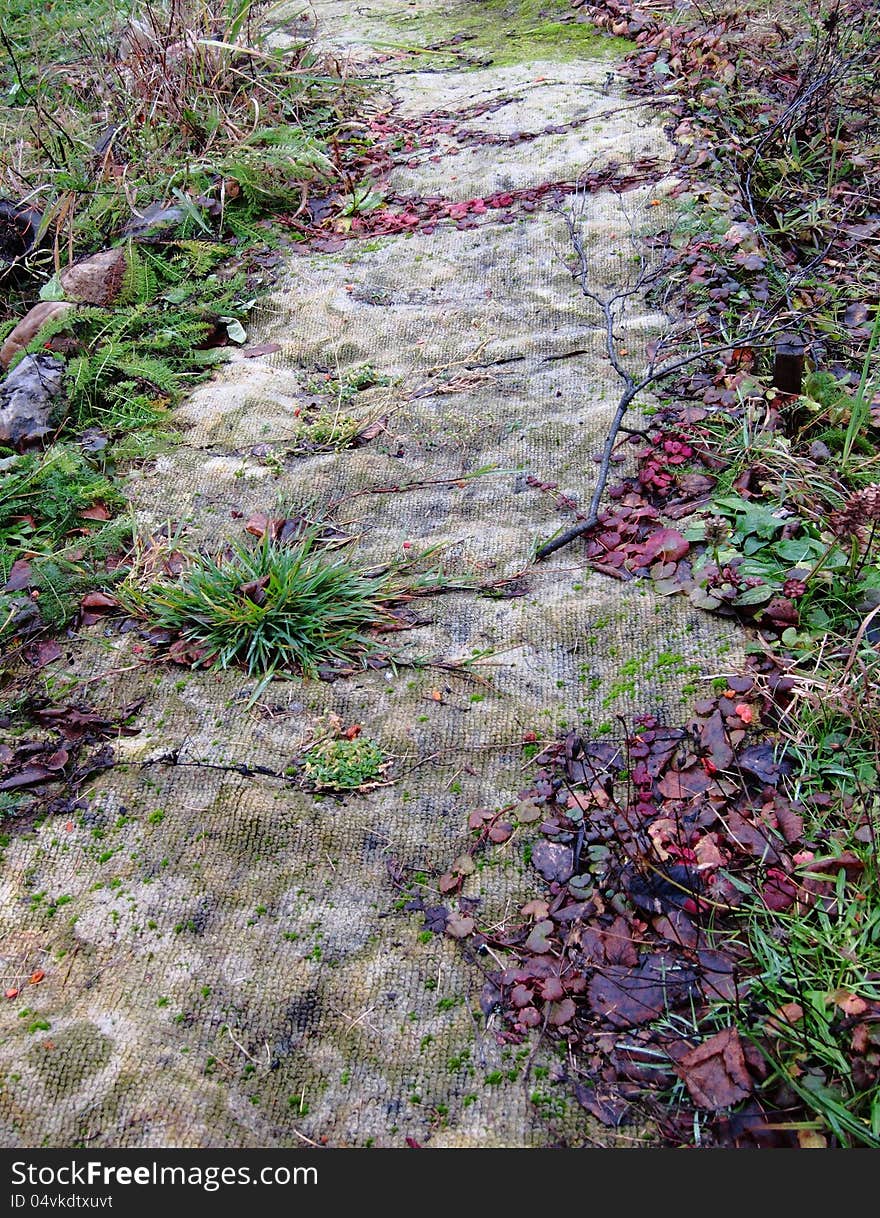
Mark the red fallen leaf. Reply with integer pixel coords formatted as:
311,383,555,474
242,343,281,358
167,638,208,666
44,748,69,771
4,558,32,591
29,969,45,985
763,595,798,626
541,976,565,1002
773,798,804,844
488,821,512,844
589,560,632,581
573,1084,630,1128
699,708,734,770
656,765,714,799
588,957,697,1027
80,502,111,521
438,872,459,894
640,528,689,563
511,984,533,1008
603,915,640,967
725,810,781,862
0,765,54,790
239,576,269,605
405,1137,422,1149
29,640,62,668
675,1027,753,1110
547,998,576,1027
5,988,19,1000
805,852,864,881
353,415,388,446
761,868,797,911
342,723,362,740
245,511,271,538
468,808,494,830
80,589,117,609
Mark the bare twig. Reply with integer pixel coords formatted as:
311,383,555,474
535,205,780,560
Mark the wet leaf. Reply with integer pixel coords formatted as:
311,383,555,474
675,1027,752,1110
445,913,475,939
700,709,734,769
531,841,574,884
657,765,714,799
588,956,698,1027
525,920,555,954
547,998,576,1026
4,558,32,591
573,1084,630,1127
423,906,448,935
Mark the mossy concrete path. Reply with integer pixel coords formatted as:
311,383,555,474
0,0,740,1147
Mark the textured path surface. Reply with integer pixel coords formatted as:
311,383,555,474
0,1,741,1147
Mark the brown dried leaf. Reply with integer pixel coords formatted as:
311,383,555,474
675,1027,752,1110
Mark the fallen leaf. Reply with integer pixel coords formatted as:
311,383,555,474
0,764,54,790
588,956,697,1027
732,734,781,790
640,528,690,563
657,765,714,799
525,920,555,954
28,640,62,668
445,913,475,939
701,710,734,770
4,558,32,591
573,1083,630,1127
79,503,111,521
423,906,448,935
547,998,576,1026
531,841,574,884
676,1026,752,1110
832,990,868,1017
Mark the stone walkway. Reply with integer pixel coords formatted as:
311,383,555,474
0,0,740,1147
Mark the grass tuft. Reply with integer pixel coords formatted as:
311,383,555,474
126,531,401,678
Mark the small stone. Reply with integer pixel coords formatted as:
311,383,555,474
0,353,65,447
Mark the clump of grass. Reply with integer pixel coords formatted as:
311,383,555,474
126,531,401,678
745,860,880,1148
302,734,388,791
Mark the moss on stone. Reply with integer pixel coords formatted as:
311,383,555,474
383,0,634,70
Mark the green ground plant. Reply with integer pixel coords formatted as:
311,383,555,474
302,734,389,791
124,531,401,678
0,1,359,642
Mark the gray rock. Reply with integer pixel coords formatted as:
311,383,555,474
0,353,65,448
123,202,186,241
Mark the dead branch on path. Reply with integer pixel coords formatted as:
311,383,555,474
534,203,780,561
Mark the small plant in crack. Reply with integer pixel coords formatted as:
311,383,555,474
301,732,389,792
124,530,405,679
